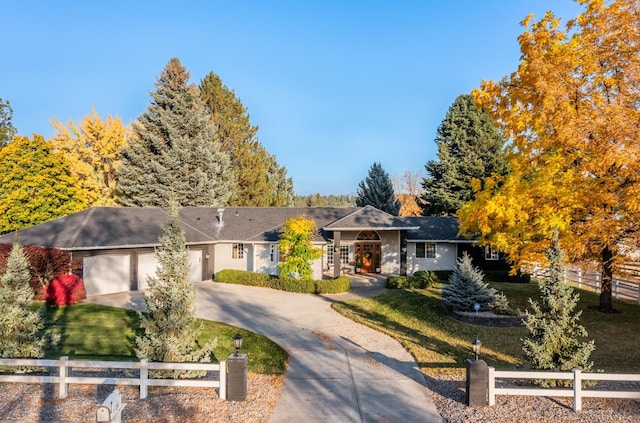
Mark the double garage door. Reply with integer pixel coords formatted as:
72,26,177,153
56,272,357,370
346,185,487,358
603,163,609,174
83,250,204,296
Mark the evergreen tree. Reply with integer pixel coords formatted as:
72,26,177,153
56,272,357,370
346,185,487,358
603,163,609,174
200,71,294,206
0,243,49,363
135,201,215,377
0,135,86,233
442,252,498,312
419,94,508,216
522,232,594,384
355,162,401,215
117,58,233,208
277,215,323,280
267,154,295,206
0,98,16,147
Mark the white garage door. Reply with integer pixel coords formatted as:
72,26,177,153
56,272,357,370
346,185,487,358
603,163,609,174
83,254,131,296
137,250,203,291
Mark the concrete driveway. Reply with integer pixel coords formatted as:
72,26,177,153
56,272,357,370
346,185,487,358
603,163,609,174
88,275,442,422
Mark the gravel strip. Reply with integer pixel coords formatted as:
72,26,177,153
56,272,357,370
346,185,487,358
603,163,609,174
2,372,639,422
0,373,282,422
425,374,640,423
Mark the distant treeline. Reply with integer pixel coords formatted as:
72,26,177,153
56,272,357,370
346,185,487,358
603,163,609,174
294,194,356,207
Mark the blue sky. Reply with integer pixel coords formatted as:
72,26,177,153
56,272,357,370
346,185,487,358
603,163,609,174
3,1,583,196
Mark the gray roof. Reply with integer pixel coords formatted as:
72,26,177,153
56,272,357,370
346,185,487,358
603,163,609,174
402,216,471,242
0,206,471,251
324,205,419,231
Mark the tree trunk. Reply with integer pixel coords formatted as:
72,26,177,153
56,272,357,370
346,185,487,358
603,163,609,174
599,246,613,312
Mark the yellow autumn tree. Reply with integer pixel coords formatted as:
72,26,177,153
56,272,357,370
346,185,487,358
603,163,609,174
277,215,323,280
51,108,127,206
459,0,640,311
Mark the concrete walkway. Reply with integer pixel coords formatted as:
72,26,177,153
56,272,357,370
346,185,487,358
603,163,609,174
88,275,442,422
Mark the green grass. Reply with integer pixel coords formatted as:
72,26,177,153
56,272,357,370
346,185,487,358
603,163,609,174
41,303,287,374
332,281,640,376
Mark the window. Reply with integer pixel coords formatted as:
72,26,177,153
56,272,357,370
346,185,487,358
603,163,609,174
416,242,436,259
232,243,244,259
327,245,349,266
485,246,499,260
269,244,278,262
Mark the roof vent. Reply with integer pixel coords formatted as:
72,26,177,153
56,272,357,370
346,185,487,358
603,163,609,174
216,208,225,227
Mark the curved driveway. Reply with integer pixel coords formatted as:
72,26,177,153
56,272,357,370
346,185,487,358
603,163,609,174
88,275,442,422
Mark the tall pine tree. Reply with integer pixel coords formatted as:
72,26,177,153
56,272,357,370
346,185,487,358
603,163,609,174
355,162,401,215
419,94,507,216
200,71,294,206
0,243,50,363
522,232,594,385
135,201,215,377
117,58,233,208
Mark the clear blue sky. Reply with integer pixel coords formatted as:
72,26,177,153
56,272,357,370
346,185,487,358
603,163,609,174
3,1,583,196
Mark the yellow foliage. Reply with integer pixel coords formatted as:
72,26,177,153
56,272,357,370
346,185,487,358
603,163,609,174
51,108,127,206
464,0,640,273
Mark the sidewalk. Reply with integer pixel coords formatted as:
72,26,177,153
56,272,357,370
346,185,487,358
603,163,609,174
89,275,443,422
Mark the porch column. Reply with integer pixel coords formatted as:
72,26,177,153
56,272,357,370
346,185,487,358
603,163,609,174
400,231,408,276
333,231,341,278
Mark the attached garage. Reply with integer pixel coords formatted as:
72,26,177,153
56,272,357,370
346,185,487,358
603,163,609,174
83,254,131,296
137,250,204,290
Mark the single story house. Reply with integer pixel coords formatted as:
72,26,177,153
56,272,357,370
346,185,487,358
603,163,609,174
0,205,508,296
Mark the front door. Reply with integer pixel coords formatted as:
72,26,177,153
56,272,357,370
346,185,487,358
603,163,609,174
355,242,381,273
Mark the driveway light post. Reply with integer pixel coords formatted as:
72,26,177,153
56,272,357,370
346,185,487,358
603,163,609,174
228,334,247,401
233,333,243,357
466,335,489,406
472,335,482,361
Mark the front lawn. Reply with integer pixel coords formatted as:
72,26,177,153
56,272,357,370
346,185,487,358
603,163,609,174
42,303,287,374
332,281,640,375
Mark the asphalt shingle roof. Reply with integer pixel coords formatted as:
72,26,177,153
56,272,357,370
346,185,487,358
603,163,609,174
0,206,473,250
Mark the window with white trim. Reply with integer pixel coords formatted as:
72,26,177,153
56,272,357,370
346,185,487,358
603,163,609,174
416,242,436,259
485,246,499,260
232,243,244,259
327,244,349,266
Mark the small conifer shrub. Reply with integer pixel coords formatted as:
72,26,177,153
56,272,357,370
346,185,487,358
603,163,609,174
522,233,594,386
441,252,498,312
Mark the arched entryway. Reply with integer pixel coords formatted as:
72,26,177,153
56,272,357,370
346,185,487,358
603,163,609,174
355,231,381,273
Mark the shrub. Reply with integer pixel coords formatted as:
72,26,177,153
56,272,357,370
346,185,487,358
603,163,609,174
386,272,439,289
315,276,351,294
45,274,87,306
215,270,351,294
441,253,498,312
0,243,78,300
215,269,270,286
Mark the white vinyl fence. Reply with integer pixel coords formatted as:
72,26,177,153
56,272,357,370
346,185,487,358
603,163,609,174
488,367,640,412
0,356,227,400
532,267,640,304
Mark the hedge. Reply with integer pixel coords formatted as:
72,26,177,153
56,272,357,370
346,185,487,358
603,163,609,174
214,269,351,294
386,270,452,289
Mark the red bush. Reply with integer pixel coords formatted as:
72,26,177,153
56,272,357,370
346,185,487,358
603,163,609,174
45,274,87,306
0,243,80,300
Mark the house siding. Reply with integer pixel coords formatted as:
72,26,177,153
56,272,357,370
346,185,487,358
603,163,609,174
406,241,457,273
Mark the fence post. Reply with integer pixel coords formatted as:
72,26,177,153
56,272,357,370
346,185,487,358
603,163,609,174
578,269,583,289
140,358,148,399
573,369,582,412
58,356,68,399
614,278,619,300
219,360,227,400
488,367,495,406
